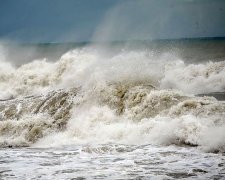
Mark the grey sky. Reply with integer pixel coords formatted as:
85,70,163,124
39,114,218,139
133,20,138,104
0,0,225,42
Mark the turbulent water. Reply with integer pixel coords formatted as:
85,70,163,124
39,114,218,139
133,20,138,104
0,39,225,179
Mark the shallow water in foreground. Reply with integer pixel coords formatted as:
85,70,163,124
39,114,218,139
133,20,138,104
1,144,225,179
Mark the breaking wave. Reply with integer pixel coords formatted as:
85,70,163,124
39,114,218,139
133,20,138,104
0,45,225,152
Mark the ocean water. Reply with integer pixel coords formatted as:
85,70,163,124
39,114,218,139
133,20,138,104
0,39,225,179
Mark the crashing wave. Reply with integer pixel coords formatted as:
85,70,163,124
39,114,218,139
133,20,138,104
0,47,225,152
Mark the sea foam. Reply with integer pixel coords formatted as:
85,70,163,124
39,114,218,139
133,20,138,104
0,45,225,152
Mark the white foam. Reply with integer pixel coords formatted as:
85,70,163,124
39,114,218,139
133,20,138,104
0,44,225,152
161,60,225,94
0,45,225,99
34,93,225,152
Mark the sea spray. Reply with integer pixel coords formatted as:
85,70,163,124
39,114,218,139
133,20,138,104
0,45,225,152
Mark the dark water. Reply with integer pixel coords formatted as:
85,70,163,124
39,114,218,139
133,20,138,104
2,38,225,66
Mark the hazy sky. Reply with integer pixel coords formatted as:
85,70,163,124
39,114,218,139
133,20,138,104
0,0,225,42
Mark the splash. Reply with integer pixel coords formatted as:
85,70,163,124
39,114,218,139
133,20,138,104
0,45,225,152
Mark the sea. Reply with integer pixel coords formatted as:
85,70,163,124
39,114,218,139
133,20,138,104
0,38,225,179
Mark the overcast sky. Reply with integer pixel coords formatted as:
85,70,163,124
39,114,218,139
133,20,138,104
0,0,225,43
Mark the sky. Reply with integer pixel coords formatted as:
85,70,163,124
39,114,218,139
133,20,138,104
0,0,225,43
